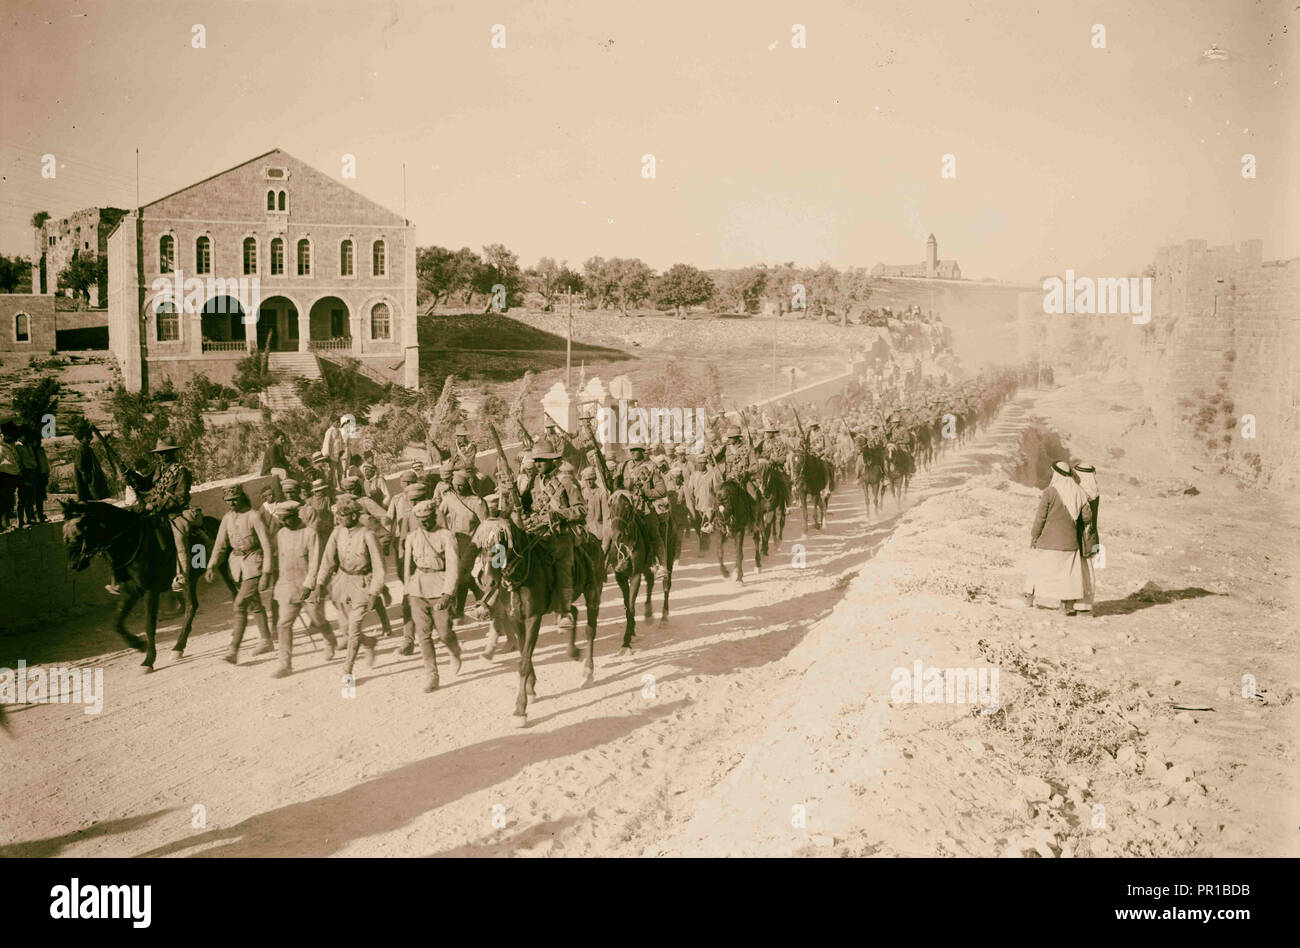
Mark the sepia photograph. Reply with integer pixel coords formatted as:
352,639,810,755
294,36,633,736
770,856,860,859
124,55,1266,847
0,0,1294,927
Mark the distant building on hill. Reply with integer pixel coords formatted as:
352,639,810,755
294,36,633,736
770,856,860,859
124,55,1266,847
31,207,128,306
872,234,962,280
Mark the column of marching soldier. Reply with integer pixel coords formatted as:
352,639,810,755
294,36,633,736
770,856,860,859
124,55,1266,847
123,368,1028,693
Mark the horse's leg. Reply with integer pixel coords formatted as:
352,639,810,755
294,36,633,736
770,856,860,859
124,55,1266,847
661,532,675,621
174,573,200,656
734,531,745,584
754,521,763,573
717,527,729,578
114,587,145,652
582,583,598,685
142,590,160,670
617,572,636,655
513,603,543,726
643,564,655,623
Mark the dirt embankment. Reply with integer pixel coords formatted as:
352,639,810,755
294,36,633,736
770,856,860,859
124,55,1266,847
651,384,1298,858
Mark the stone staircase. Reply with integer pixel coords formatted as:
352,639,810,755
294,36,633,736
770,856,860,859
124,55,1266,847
260,351,321,413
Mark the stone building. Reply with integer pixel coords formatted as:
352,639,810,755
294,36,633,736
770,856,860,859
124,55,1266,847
106,148,418,393
872,233,962,280
0,294,56,353
31,207,127,306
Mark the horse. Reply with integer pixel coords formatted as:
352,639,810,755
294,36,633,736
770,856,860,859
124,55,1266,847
60,500,231,670
712,476,759,583
885,441,915,510
754,459,790,557
642,493,682,624
856,440,888,520
794,445,831,531
472,516,603,726
608,490,655,656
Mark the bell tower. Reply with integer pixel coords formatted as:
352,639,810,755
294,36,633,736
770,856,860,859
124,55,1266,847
926,233,938,277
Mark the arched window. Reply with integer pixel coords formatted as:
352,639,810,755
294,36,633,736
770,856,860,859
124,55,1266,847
340,239,354,277
277,190,286,212
266,189,275,211
370,302,391,340
372,240,386,276
243,237,257,275
14,312,31,343
296,239,311,276
159,234,175,273
155,301,179,342
270,238,284,275
195,236,211,275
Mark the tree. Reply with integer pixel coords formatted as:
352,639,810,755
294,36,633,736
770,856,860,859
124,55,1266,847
471,243,525,311
12,376,59,432
582,256,618,309
528,257,583,310
57,252,104,308
717,266,768,313
417,245,480,309
610,258,655,316
654,263,716,317
30,211,50,230
0,254,32,293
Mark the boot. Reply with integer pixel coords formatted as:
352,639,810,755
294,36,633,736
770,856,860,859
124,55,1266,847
271,662,292,679
276,619,293,669
228,613,247,660
361,634,377,667
251,609,274,655
342,633,362,677
417,637,439,692
443,629,463,676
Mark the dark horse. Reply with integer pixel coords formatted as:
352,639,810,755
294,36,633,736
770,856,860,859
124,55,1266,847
794,445,831,531
712,476,759,583
608,491,655,657
473,518,604,726
60,500,230,670
886,441,916,509
856,438,888,520
754,459,790,558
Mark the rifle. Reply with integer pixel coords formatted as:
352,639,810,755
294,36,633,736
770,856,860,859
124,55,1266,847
791,406,806,445
89,421,123,485
580,415,614,496
514,414,534,450
487,424,525,520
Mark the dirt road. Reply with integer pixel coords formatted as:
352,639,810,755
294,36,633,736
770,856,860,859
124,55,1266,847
4,381,1291,858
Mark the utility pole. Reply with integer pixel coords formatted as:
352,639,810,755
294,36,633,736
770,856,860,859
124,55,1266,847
772,299,778,398
566,288,573,391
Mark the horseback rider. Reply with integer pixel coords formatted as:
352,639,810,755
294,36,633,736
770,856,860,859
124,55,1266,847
517,446,586,636
130,439,194,594
614,438,669,576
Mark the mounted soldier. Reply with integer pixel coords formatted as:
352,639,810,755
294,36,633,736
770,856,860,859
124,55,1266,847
517,446,586,637
613,437,669,575
134,439,195,594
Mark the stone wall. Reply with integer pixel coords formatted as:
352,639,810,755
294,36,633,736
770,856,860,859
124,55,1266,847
1017,239,1299,486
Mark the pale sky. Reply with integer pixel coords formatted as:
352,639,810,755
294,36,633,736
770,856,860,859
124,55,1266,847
1,0,1295,282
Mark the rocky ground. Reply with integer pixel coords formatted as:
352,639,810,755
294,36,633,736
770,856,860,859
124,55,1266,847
0,373,1292,857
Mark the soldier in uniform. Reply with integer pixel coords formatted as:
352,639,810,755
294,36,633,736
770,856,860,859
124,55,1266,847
315,496,383,682
613,439,668,574
579,451,610,548
722,427,756,494
518,447,586,633
206,484,275,664
341,476,395,638
438,468,487,620
453,427,479,474
268,501,336,678
389,473,427,652
139,439,194,592
306,478,334,541
402,499,463,692
359,460,389,508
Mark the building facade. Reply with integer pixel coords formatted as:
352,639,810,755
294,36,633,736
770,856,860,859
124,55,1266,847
107,149,418,392
872,233,962,280
0,294,56,353
32,207,128,306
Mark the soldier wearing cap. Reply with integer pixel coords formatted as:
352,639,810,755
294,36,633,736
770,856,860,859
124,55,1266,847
315,495,384,681
579,452,610,546
687,443,722,552
310,452,335,495
452,427,479,474
538,418,569,457
438,468,488,619
386,472,427,649
341,476,396,638
613,437,669,573
518,446,586,633
306,478,334,541
206,484,275,664
268,501,337,678
402,498,463,691
359,460,390,507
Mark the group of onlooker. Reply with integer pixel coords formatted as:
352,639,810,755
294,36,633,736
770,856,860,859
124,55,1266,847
0,419,51,531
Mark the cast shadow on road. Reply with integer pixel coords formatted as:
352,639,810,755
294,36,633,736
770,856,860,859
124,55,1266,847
1092,586,1221,617
0,806,181,858
135,700,686,858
